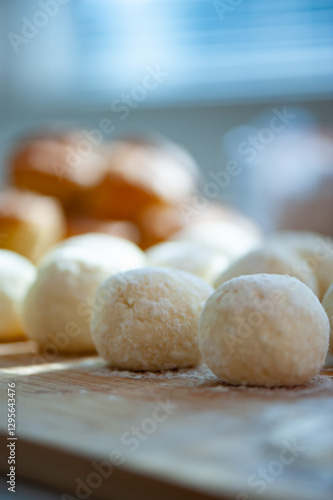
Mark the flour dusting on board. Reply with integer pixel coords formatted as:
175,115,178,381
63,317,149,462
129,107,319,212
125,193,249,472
87,362,333,395
89,363,216,383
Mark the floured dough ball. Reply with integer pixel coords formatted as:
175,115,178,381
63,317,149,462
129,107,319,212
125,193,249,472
23,235,146,353
268,231,333,299
213,245,318,294
146,241,229,284
199,274,329,387
91,267,213,370
39,233,146,269
0,250,36,341
322,283,333,355
169,221,262,261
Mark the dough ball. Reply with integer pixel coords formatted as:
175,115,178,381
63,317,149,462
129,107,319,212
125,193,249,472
23,236,146,353
91,267,213,370
169,221,262,261
39,233,146,270
322,283,333,355
0,250,36,341
146,241,229,284
268,231,333,299
199,274,329,387
213,245,318,294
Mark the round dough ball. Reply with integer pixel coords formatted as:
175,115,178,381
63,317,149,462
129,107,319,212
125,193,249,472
146,241,229,284
39,233,146,271
213,245,318,294
169,221,262,261
322,283,333,355
268,231,333,299
23,236,146,353
91,267,213,370
0,250,36,341
199,274,329,387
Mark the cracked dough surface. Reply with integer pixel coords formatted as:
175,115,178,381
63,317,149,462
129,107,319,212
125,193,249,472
91,267,213,370
199,274,329,387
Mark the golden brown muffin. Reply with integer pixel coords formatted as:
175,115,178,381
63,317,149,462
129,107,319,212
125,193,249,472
82,138,199,221
66,216,140,244
11,132,107,209
0,188,66,263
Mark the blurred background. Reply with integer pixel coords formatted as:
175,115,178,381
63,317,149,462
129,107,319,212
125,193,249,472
1,0,333,234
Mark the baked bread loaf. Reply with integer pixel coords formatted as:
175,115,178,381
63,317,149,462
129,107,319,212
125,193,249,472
138,202,186,249
0,188,66,263
11,132,107,208
139,202,263,250
66,216,140,244
83,139,199,221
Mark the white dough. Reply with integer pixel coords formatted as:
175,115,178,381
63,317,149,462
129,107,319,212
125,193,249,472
0,250,36,340
199,274,329,387
169,221,262,261
213,245,318,294
268,231,333,299
322,282,333,355
91,267,213,370
39,233,146,271
146,241,229,284
23,235,146,353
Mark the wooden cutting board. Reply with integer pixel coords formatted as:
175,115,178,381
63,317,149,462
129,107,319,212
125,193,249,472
0,340,333,500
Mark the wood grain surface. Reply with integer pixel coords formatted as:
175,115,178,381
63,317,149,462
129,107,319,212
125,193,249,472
0,341,333,500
